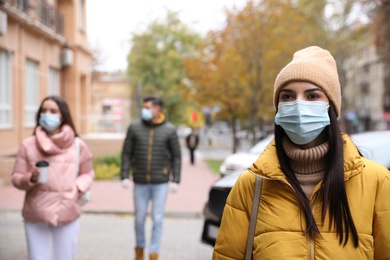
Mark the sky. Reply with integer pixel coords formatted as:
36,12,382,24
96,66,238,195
86,0,247,72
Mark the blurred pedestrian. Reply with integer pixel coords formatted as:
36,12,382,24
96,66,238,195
213,46,390,259
186,128,199,165
120,95,182,260
12,95,94,260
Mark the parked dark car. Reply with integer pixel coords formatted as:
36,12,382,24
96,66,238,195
201,131,390,246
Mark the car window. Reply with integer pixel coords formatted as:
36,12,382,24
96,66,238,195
351,131,390,169
249,135,274,154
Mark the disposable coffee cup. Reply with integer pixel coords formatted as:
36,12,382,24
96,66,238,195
35,160,49,183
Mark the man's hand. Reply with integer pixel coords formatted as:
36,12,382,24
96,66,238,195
121,178,130,189
170,182,179,193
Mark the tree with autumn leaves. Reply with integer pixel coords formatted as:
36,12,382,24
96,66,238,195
126,0,384,152
127,11,201,124
183,0,328,149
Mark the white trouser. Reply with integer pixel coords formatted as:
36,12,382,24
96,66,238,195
24,218,80,260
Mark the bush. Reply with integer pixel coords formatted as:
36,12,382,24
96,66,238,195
94,154,121,166
93,154,121,180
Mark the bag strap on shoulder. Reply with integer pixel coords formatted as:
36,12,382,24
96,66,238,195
245,175,263,260
75,137,80,177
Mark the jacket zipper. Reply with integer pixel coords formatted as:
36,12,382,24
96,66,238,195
146,128,154,182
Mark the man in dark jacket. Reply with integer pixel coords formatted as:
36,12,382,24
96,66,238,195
120,95,181,260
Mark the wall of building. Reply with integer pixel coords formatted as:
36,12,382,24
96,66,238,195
0,17,64,155
343,43,388,132
90,72,132,134
0,0,92,185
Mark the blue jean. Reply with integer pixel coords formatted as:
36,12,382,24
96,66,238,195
133,182,168,254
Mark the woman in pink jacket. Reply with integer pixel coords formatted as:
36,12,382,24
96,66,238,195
12,96,94,260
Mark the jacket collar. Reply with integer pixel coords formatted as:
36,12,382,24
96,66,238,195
35,125,75,155
248,133,364,181
142,112,166,126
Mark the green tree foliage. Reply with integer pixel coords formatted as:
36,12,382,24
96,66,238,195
126,0,379,140
127,11,201,124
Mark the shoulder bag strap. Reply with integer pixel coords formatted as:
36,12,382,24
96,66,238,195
75,137,80,177
245,175,263,260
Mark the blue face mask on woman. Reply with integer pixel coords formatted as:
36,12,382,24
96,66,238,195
39,113,61,132
275,100,330,145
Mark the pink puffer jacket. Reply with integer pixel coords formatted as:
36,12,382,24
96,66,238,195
12,125,94,226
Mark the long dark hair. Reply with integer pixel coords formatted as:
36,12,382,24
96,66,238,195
274,103,358,247
34,95,78,136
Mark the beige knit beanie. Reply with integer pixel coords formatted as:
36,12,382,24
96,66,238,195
273,46,341,117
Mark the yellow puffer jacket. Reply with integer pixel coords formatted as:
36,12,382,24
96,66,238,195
213,134,390,260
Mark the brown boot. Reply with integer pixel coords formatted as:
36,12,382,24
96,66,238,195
149,252,158,260
135,247,144,260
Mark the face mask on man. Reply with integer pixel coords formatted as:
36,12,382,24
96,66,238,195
275,100,330,145
141,108,153,121
39,113,61,132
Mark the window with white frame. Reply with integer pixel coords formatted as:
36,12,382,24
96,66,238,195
0,49,13,128
78,0,85,29
25,59,39,127
48,67,59,95
18,0,29,12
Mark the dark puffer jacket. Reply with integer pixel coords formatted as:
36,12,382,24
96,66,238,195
120,114,181,184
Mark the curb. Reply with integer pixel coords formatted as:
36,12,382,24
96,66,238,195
81,210,203,219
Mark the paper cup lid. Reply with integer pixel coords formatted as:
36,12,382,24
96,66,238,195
35,160,49,167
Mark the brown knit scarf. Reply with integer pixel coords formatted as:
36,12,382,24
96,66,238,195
283,138,329,199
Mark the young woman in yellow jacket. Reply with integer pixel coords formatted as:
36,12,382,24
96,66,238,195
213,46,390,259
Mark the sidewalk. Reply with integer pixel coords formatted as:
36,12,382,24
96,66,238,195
0,150,219,216
0,131,238,259
0,149,220,260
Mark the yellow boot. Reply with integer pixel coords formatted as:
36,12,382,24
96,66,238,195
135,247,144,260
149,252,158,260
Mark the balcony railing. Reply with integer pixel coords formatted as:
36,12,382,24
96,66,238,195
39,1,63,35
0,0,64,36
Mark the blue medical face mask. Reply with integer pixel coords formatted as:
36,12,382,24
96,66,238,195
39,113,61,132
275,100,330,145
141,108,153,121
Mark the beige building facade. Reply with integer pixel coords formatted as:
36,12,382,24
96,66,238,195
90,71,131,134
0,0,92,155
343,42,390,132
0,0,92,184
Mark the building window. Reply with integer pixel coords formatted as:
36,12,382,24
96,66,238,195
48,67,59,95
360,83,369,114
25,59,39,127
384,89,390,112
384,74,390,112
18,0,29,12
0,49,13,129
78,0,85,29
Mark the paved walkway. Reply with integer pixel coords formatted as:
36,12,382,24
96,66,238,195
0,211,214,260
0,150,219,215
0,146,223,259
